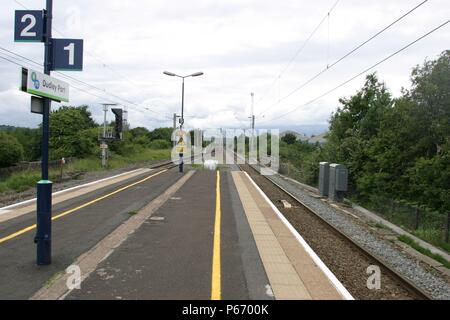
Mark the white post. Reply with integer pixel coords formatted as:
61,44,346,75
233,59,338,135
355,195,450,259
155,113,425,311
251,92,254,129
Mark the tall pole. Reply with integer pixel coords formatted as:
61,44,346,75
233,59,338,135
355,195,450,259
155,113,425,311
103,105,107,140
35,0,53,265
42,2,52,180
173,113,177,130
251,93,254,116
251,92,255,130
173,113,178,148
181,78,185,129
248,93,255,130
179,78,185,172
100,103,116,168
102,104,108,168
123,107,128,131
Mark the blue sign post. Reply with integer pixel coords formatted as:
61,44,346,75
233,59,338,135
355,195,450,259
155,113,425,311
15,0,83,266
34,0,54,266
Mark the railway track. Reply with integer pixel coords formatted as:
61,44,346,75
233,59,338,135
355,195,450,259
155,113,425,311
238,163,432,300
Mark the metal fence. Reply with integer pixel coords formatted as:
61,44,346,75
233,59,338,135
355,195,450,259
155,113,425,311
279,161,450,244
369,194,450,244
279,162,315,187
0,157,76,179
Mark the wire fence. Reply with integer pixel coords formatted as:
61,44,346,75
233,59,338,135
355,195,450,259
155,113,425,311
368,195,450,245
279,161,450,246
0,157,76,179
279,162,316,187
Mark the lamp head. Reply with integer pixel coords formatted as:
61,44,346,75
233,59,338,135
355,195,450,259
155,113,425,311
163,71,176,77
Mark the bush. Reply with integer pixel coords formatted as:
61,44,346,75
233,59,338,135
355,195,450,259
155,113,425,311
148,139,171,150
5,171,41,192
49,106,97,160
148,128,172,142
281,133,297,145
0,132,24,168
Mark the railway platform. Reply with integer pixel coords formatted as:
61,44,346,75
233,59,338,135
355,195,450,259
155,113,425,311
231,171,350,300
0,160,352,300
29,167,351,300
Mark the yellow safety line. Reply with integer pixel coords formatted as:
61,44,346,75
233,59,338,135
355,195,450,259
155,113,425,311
0,169,168,245
211,170,222,300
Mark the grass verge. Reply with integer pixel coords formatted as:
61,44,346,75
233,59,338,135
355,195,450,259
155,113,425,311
0,148,170,194
398,235,450,269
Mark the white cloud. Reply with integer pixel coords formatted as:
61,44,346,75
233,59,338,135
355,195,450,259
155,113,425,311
0,0,449,133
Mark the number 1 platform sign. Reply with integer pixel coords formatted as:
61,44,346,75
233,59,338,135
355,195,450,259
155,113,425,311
53,39,84,71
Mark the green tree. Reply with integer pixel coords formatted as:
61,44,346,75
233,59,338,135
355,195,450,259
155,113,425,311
407,50,450,155
149,139,171,149
49,106,97,159
0,132,24,167
281,133,297,145
1,126,41,161
129,127,150,139
129,127,151,146
325,74,393,194
406,151,450,211
148,127,173,142
278,51,450,213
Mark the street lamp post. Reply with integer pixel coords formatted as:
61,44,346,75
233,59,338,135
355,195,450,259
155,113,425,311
163,71,203,173
163,71,203,130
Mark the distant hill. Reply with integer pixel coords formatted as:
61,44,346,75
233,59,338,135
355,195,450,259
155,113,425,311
308,132,328,145
280,130,308,141
281,130,328,145
0,125,36,131
0,125,20,131
269,124,328,136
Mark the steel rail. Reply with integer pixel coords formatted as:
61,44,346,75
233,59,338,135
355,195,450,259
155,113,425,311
238,161,432,300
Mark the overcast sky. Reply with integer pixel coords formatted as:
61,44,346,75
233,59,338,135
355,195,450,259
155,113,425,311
0,0,449,133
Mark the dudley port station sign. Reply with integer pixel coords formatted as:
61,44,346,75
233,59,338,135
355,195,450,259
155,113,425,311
21,67,69,102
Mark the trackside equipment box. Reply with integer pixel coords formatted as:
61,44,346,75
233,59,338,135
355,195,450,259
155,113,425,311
329,164,348,202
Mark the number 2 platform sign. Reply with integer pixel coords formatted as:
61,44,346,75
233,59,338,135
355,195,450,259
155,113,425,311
14,10,83,71
14,10,44,42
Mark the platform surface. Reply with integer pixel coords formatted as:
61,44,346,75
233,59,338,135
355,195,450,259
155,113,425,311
1,167,348,300
232,171,345,300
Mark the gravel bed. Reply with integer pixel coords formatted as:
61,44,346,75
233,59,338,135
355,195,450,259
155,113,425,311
247,164,450,300
242,165,419,299
0,160,170,208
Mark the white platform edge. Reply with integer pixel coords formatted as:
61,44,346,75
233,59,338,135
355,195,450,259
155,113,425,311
243,171,354,301
0,168,147,212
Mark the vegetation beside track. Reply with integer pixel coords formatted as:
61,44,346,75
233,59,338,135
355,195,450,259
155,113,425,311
0,106,172,195
279,51,450,253
398,235,450,269
0,149,171,194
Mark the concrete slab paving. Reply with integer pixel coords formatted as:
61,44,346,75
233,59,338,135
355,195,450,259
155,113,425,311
0,168,182,299
66,170,271,300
